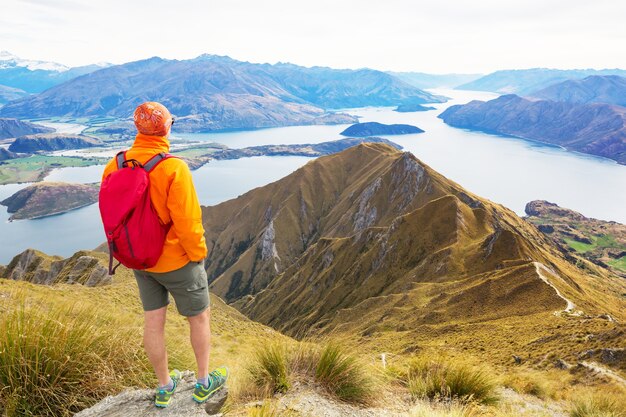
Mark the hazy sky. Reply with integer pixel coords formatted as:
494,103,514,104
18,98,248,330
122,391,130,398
2,0,625,73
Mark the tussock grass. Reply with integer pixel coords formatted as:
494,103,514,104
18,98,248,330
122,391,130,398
315,344,374,404
405,357,498,405
502,368,563,400
248,344,291,394
244,342,374,405
570,393,626,417
0,295,152,417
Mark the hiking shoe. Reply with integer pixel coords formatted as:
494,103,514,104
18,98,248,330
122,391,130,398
155,369,182,408
192,366,229,403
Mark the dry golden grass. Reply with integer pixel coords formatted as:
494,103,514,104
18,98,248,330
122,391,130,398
0,261,291,417
501,367,567,400
0,290,153,417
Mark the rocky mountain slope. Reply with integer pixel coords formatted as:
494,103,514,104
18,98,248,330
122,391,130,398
530,75,626,106
456,68,626,95
0,85,28,105
0,55,442,132
0,117,53,139
8,133,103,152
525,200,626,277
438,94,626,164
1,181,99,220
202,143,626,346
340,122,424,136
1,249,110,286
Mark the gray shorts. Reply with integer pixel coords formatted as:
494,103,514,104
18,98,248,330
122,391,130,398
133,261,210,317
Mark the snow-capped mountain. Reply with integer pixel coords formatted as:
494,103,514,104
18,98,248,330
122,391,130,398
0,52,111,93
0,51,70,72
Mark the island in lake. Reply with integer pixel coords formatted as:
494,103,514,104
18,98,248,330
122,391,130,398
340,122,424,137
394,103,436,112
1,182,99,220
210,137,402,160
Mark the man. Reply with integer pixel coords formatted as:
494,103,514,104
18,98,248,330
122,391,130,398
101,102,227,408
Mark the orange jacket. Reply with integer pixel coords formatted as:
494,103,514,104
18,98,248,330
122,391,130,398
101,133,207,273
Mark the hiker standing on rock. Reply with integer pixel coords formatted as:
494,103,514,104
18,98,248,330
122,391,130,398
100,102,228,408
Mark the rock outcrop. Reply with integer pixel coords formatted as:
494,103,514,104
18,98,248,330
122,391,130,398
2,249,111,286
74,371,228,417
8,133,102,153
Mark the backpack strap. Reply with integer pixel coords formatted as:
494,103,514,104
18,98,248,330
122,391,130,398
115,151,127,169
144,152,176,173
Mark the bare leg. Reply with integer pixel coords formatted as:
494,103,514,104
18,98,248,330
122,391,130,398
188,308,211,378
143,306,170,386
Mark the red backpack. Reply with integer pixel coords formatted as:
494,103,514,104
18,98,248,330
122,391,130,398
99,151,174,274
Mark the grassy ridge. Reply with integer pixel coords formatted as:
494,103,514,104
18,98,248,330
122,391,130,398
0,262,290,417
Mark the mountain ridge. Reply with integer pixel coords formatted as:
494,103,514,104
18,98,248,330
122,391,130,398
200,143,625,341
457,68,626,95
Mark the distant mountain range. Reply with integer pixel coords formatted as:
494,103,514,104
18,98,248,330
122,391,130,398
530,75,626,106
438,94,626,164
0,51,110,93
457,68,626,95
388,71,482,89
203,143,625,336
0,55,445,132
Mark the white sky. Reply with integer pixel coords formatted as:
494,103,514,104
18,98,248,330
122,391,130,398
1,0,625,73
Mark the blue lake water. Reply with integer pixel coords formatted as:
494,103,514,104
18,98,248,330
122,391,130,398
1,88,625,264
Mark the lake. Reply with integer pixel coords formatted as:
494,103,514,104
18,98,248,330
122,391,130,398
1,88,625,264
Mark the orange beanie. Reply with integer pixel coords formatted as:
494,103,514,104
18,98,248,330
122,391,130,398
133,102,173,136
